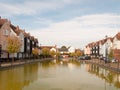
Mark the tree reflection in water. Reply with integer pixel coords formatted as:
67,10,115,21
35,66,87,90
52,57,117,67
87,64,120,89
0,60,120,90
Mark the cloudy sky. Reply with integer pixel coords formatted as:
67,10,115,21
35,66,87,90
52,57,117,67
1,0,120,49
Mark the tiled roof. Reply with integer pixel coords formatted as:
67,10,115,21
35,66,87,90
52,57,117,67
115,32,120,40
0,19,7,28
107,37,113,42
30,36,34,40
0,19,7,25
0,17,39,44
34,38,38,43
58,48,68,52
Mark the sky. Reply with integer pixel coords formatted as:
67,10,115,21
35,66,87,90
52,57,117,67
1,0,120,49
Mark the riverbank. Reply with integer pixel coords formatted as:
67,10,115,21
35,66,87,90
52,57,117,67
80,59,120,73
0,58,53,70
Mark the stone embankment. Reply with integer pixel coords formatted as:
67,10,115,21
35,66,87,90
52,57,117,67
0,58,53,69
79,59,120,73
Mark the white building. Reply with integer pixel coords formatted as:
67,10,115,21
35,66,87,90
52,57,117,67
99,40,106,57
113,32,120,49
68,46,75,53
84,46,91,55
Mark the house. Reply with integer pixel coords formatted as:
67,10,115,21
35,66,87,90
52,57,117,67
40,45,57,53
105,37,113,55
30,36,39,57
91,42,100,57
112,32,120,60
85,33,117,60
0,17,39,60
84,45,91,56
0,18,19,60
99,39,106,57
113,32,120,49
58,46,69,54
68,46,75,53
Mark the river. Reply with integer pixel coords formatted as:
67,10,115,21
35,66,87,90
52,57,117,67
0,60,120,90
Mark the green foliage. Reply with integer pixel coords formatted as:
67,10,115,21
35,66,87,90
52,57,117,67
108,49,114,59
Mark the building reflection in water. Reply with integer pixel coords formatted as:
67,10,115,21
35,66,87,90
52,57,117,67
86,64,120,89
0,60,120,90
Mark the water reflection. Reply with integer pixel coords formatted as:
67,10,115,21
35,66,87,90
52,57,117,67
0,63,38,90
0,60,120,90
86,64,120,89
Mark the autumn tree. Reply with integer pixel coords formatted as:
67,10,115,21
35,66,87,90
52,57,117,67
7,36,21,64
42,48,50,57
75,50,82,57
49,50,56,58
69,52,76,57
32,47,39,58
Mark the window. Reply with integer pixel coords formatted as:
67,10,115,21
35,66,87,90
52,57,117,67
27,39,30,43
4,30,9,36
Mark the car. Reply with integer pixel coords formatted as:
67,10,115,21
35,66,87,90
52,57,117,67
84,56,91,60
104,57,111,63
78,56,85,60
111,59,118,63
78,56,91,60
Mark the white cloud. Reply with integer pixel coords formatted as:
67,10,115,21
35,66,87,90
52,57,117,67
29,14,120,48
0,0,75,16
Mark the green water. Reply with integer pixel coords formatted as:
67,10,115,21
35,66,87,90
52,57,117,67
0,60,120,90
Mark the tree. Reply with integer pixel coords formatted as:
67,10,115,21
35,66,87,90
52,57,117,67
75,49,83,57
32,47,39,58
76,50,82,57
69,52,76,57
108,49,114,60
42,48,50,57
49,50,56,58
7,36,21,64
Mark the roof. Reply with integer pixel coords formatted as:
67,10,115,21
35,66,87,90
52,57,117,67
41,46,56,49
58,48,68,52
0,18,7,28
114,32,120,40
0,17,39,43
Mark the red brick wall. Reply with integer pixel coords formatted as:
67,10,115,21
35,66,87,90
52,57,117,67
113,49,120,61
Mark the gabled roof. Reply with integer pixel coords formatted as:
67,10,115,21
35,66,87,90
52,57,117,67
100,39,106,45
107,37,113,42
0,18,7,28
0,17,39,43
58,48,68,52
114,32,120,40
34,38,38,43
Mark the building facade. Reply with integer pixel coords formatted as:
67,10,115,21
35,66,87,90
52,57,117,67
0,17,39,60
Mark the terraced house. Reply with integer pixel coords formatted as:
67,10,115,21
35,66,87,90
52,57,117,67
84,32,120,61
0,17,39,61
